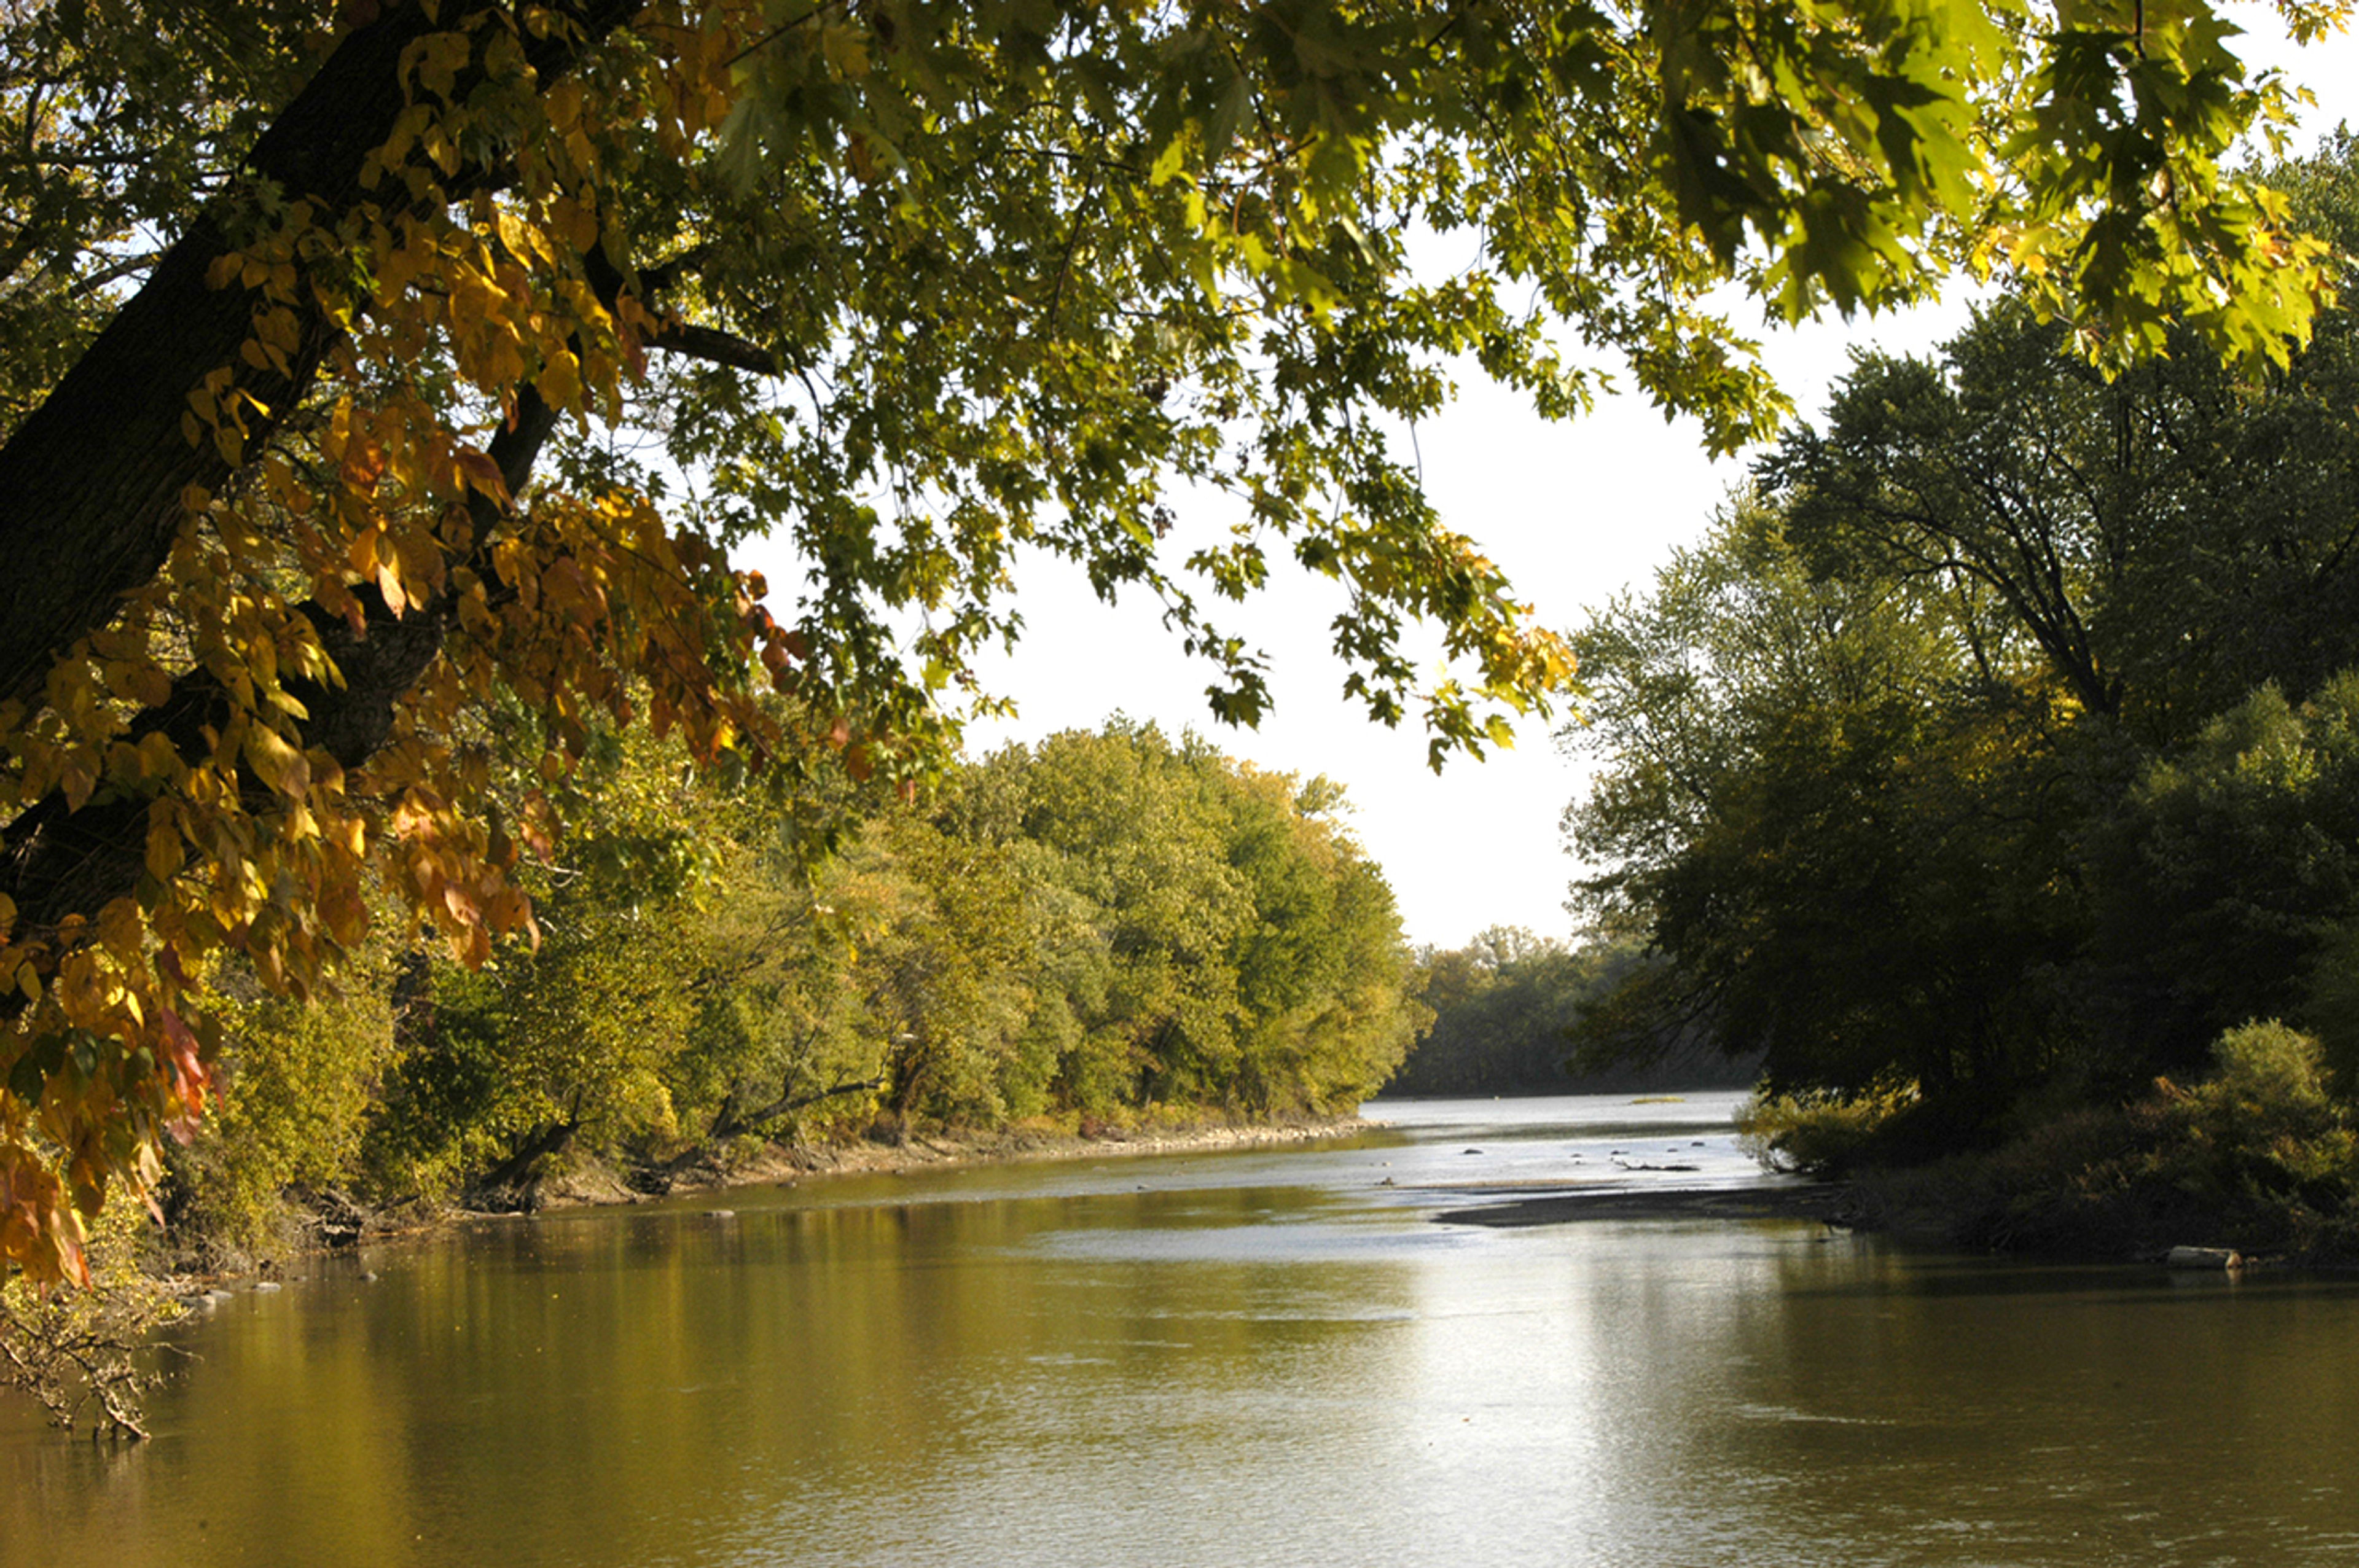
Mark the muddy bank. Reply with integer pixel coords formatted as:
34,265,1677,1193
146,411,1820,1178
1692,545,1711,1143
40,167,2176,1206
343,1114,1378,1230
1434,1179,1855,1229
547,1115,1375,1203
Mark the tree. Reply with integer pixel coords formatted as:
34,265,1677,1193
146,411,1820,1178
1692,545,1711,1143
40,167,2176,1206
1567,501,2087,1118
1568,143,2359,1139
1386,927,1733,1094
1390,927,1580,1094
957,722,1422,1114
1760,142,2359,749
2090,678,2359,1085
0,0,2342,1278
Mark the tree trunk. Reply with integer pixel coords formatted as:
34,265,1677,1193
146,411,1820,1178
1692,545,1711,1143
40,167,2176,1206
711,1075,887,1142
0,0,637,704
0,394,557,951
469,1108,582,1209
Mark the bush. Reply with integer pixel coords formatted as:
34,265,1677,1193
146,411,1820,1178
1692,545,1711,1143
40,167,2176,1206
2159,1021,2358,1202
1858,1021,2359,1258
1735,1075,1920,1174
170,964,399,1262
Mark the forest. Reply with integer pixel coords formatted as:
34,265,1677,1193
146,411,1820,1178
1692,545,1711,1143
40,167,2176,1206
1562,136,2359,1257
163,717,1424,1255
1387,927,1748,1097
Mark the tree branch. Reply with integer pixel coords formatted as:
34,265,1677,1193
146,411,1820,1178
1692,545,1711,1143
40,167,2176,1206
0,0,641,704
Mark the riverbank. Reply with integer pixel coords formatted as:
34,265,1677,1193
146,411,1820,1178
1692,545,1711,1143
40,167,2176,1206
534,1113,1380,1208
209,1111,1382,1270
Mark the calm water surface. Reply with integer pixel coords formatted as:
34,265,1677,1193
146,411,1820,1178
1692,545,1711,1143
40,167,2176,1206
9,1093,2359,1566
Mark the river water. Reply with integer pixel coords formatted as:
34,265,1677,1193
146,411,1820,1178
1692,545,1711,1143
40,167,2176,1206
8,1092,2359,1566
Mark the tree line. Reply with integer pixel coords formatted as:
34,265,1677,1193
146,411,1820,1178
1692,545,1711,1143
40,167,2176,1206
1563,138,2359,1248
163,718,1423,1255
1386,927,1747,1097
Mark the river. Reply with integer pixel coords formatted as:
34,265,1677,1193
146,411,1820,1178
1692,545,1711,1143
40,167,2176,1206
7,1092,2359,1566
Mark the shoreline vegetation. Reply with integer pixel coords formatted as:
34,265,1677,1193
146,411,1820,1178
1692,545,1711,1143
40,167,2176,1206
151,721,1430,1274
1731,1022,2359,1269
394,1111,1379,1231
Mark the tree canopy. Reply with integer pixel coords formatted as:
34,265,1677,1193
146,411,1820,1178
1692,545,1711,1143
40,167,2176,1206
1564,137,2359,1142
154,717,1423,1254
0,0,2345,1279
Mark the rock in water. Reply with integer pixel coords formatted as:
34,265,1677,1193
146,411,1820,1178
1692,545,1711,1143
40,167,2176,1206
2164,1246,2244,1270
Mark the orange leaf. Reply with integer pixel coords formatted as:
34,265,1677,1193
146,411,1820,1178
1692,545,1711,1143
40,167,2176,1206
456,448,511,504
339,435,387,491
158,1006,209,1142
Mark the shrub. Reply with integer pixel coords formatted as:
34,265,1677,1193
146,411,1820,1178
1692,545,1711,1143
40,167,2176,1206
0,1201,182,1439
1860,1021,2359,1257
1735,1074,1920,1174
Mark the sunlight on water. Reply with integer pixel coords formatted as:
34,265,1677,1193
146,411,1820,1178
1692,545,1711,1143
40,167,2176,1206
9,1093,2359,1566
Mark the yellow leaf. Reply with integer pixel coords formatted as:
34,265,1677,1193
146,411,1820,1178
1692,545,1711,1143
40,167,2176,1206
146,819,184,881
536,346,582,412
61,754,97,812
455,448,511,503
124,665,173,708
241,725,310,798
96,899,141,964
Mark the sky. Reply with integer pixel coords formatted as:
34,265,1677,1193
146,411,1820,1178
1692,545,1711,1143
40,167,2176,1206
950,299,1979,948
755,20,2359,953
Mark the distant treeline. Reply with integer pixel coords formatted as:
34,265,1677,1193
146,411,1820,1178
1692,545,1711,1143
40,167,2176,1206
1386,927,1753,1098
173,720,1425,1255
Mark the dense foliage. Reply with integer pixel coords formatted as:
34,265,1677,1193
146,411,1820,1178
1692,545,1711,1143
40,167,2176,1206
1810,1023,2359,1258
0,0,2344,1283
1566,139,2359,1164
158,720,1422,1254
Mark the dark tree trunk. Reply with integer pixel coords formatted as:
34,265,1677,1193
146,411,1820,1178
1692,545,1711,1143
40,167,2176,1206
709,1074,887,1142
0,394,557,950
0,0,638,703
469,1090,585,1209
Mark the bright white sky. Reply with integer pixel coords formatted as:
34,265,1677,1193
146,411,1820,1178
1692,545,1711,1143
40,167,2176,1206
950,300,1977,949
754,18,2359,953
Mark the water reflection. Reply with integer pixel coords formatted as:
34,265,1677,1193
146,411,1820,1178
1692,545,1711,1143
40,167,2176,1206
8,1095,2359,1566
